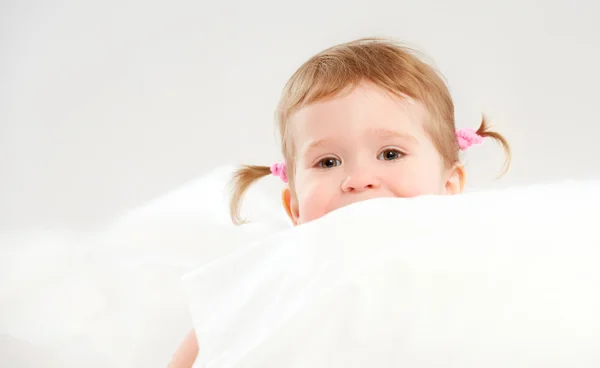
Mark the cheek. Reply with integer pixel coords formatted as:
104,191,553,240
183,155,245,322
295,176,336,224
397,178,444,196
387,162,446,196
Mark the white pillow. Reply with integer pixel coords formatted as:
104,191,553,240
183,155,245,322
108,165,289,231
104,165,291,258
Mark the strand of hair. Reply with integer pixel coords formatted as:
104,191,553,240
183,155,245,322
229,165,272,225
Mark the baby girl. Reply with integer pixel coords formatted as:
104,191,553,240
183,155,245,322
169,37,510,367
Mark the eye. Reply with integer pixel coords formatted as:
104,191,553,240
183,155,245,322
378,148,404,161
316,157,341,169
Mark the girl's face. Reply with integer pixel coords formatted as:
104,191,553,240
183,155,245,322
282,82,465,225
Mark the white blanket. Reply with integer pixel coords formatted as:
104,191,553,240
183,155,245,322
183,180,600,368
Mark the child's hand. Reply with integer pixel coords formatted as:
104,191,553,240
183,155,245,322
168,329,199,368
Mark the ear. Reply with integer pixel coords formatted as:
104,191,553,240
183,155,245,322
444,163,466,195
281,188,300,226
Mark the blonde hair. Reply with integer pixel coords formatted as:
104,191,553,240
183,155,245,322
229,37,511,225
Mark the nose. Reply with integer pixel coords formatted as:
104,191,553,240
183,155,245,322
341,171,381,193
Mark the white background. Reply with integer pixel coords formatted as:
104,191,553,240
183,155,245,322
2,0,599,231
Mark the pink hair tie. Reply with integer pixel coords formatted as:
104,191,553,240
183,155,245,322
456,128,484,151
270,162,288,183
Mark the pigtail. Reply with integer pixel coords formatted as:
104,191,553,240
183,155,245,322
476,115,512,177
229,165,272,225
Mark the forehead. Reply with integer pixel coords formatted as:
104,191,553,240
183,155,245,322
288,82,429,146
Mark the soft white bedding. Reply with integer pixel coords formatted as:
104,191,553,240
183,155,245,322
0,227,228,367
184,180,600,368
2,176,598,367
0,166,288,367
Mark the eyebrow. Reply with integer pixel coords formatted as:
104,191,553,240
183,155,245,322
302,138,331,157
368,128,418,144
301,128,418,157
